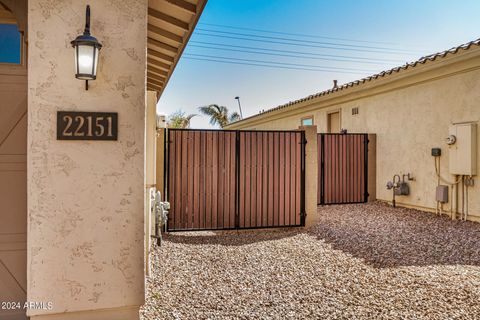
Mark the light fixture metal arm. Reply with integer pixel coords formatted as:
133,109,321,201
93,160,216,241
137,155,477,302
84,5,91,35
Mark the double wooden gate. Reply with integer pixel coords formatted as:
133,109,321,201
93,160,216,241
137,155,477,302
318,133,369,205
165,129,306,231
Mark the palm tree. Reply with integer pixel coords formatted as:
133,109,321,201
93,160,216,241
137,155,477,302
198,104,240,128
167,111,196,128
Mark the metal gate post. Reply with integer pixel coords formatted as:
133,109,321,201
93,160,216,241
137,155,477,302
320,134,325,205
234,131,240,229
300,131,306,226
363,134,369,203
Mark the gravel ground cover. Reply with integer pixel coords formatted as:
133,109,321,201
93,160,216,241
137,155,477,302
141,202,480,319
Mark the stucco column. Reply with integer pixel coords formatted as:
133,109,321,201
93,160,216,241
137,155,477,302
146,91,157,188
298,125,318,226
145,91,157,278
27,1,147,319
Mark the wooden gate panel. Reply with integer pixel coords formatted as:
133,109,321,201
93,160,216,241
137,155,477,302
318,133,368,205
237,131,304,228
166,129,305,231
167,130,236,230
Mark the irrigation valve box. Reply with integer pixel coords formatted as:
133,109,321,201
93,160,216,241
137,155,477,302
448,123,477,175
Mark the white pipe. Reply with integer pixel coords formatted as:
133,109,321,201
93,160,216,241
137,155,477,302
464,177,469,221
461,176,465,220
451,183,454,219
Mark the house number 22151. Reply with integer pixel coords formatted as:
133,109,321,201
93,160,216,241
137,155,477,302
57,111,118,140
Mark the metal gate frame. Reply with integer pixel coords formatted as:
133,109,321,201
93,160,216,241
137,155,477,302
164,128,306,231
318,133,369,205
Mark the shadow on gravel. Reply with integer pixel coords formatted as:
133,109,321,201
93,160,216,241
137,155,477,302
163,227,305,246
311,202,480,268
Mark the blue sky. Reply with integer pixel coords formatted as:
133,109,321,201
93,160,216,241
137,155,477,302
2,2,479,128
158,0,480,128
0,24,21,63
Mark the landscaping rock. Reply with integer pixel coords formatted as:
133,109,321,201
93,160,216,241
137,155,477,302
141,202,480,319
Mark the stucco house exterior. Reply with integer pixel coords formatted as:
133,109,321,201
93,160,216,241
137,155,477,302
2,0,479,318
227,39,480,222
0,0,206,319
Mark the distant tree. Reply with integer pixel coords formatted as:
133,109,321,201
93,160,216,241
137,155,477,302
198,104,240,128
167,111,196,128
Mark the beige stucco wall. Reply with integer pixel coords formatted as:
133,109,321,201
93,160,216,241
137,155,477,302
228,47,480,221
299,126,318,226
27,1,147,319
145,90,157,277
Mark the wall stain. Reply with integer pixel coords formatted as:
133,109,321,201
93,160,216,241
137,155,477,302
101,216,113,222
62,278,86,298
54,154,77,176
35,61,57,98
111,247,134,283
88,291,102,303
57,209,84,238
124,148,140,161
38,0,64,19
108,0,145,21
71,242,93,259
91,264,103,272
122,48,140,61
115,75,135,92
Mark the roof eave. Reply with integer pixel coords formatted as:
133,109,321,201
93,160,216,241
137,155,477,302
226,39,480,129
226,42,480,129
147,0,208,97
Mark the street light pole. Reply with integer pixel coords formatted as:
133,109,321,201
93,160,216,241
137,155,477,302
235,96,243,119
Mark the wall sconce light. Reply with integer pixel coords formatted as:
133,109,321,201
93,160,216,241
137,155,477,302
71,5,102,90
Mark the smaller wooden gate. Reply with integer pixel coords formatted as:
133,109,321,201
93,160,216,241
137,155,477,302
165,129,306,231
318,133,368,205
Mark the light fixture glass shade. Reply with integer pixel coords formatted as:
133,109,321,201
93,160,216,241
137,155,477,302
74,44,99,80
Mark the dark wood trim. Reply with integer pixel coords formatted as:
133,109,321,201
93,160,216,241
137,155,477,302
165,0,196,14
147,37,178,54
147,72,167,82
147,48,175,63
147,57,171,70
148,7,189,30
147,84,162,92
148,23,183,43
147,77,165,87
147,65,169,77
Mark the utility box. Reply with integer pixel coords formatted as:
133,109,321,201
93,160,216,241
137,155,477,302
448,123,477,175
436,185,449,203
431,148,441,157
394,182,410,196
